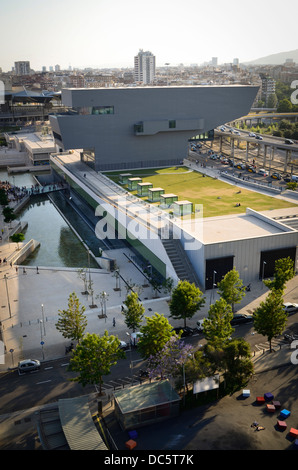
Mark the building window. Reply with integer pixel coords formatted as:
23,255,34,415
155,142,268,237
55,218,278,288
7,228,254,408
134,123,144,133
169,120,176,129
92,106,114,115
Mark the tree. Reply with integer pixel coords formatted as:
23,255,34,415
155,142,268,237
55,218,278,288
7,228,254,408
169,280,205,327
147,336,194,381
0,189,9,206
56,292,88,343
222,338,254,393
277,99,293,113
69,331,125,394
138,313,176,359
202,298,234,348
10,232,25,250
253,290,287,352
122,291,145,332
263,257,295,293
2,206,16,224
217,267,246,312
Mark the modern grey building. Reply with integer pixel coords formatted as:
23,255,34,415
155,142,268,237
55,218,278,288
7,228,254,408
49,85,259,171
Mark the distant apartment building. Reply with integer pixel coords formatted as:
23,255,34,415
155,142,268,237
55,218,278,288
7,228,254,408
211,57,218,67
68,74,85,88
260,73,276,105
14,61,30,75
134,49,156,84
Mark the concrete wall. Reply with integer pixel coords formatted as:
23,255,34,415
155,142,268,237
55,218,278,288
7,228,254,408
50,86,259,171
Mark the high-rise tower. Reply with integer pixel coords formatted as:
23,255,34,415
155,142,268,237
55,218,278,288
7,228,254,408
134,49,156,84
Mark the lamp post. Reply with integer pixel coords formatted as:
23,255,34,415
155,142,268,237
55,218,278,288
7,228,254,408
4,274,11,318
40,320,45,360
262,261,266,288
41,304,46,336
210,270,217,305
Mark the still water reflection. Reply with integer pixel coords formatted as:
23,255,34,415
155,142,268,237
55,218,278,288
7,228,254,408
1,170,97,268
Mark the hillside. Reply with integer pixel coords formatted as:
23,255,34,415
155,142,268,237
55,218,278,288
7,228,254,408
244,49,298,65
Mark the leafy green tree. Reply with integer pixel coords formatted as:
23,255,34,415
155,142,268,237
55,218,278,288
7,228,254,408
202,298,234,348
69,331,125,394
217,267,246,312
277,99,293,113
122,291,145,332
264,257,295,293
0,189,9,206
56,292,88,343
2,206,16,224
138,313,176,359
222,338,254,393
10,232,25,250
253,290,287,352
169,280,205,327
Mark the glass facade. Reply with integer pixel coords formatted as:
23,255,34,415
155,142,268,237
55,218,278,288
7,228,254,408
73,106,114,115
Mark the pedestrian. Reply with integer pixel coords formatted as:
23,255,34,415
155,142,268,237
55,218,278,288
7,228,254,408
113,317,116,327
15,266,18,273
23,267,26,274
36,266,39,274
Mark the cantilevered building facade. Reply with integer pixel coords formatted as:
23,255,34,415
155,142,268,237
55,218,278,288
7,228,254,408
49,85,259,171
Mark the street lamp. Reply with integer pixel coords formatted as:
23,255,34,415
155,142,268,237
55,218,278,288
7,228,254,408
262,261,266,288
4,274,11,318
40,320,45,360
41,304,46,336
210,270,217,305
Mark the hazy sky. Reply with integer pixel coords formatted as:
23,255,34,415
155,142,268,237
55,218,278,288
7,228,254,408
0,0,297,71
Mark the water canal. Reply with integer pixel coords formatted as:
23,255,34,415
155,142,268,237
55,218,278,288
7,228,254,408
1,169,101,268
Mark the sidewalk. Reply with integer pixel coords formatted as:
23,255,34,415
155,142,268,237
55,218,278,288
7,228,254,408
1,225,297,372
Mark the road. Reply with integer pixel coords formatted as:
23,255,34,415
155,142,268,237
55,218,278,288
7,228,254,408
189,127,298,180
1,311,297,416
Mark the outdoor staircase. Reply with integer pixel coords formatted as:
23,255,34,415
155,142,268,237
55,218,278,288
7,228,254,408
162,238,201,287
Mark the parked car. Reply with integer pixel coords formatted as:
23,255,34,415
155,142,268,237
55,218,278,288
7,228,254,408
271,172,281,180
129,331,143,347
119,340,129,350
258,168,268,177
230,314,254,326
18,359,40,374
236,163,246,170
247,165,256,173
173,326,194,337
196,319,205,332
283,303,298,315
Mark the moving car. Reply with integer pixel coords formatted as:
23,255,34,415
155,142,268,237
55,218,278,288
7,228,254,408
249,132,256,137
18,359,40,374
230,314,254,325
283,303,298,315
285,139,294,145
255,135,263,140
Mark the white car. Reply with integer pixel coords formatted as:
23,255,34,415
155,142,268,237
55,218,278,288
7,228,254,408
283,303,298,315
234,130,241,135
249,132,256,137
258,168,268,177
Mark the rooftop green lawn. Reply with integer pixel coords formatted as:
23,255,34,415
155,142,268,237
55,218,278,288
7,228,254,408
104,167,298,217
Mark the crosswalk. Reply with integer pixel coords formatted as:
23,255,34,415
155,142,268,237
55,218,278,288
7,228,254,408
98,374,150,394
253,337,289,353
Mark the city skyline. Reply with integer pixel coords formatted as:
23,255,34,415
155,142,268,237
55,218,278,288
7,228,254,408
0,0,297,72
